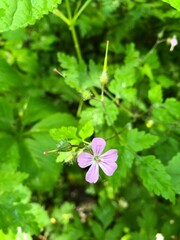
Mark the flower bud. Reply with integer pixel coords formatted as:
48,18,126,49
81,90,92,100
100,70,108,85
57,139,72,152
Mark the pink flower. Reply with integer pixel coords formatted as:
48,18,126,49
169,35,178,51
77,138,118,183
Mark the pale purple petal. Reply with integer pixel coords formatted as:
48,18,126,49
100,149,118,163
77,152,94,168
85,162,99,183
91,138,106,156
99,161,117,176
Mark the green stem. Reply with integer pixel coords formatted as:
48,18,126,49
77,99,84,117
143,39,166,62
73,0,93,22
65,0,82,61
53,9,69,25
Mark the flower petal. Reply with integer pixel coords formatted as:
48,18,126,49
77,152,94,168
100,149,118,162
85,162,99,183
99,161,117,176
91,138,106,156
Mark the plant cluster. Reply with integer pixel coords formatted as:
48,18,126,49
0,0,180,239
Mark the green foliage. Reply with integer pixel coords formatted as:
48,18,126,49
137,156,175,203
166,153,180,194
162,0,180,11
0,0,180,239
121,129,159,152
0,0,62,32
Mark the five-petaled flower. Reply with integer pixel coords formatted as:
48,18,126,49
77,138,118,183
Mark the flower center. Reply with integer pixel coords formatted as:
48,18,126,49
94,156,101,163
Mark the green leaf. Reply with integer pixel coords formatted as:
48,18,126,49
105,222,124,240
80,107,104,129
162,0,180,12
0,97,14,132
93,200,116,229
164,98,180,119
166,153,180,194
0,0,62,32
22,97,58,126
90,97,119,126
110,146,135,191
122,129,159,152
137,205,157,239
137,156,175,203
30,203,49,229
109,65,137,102
50,126,78,141
18,133,61,191
89,220,104,240
148,84,163,104
78,122,94,140
57,52,101,91
56,152,73,163
31,113,77,133
144,49,160,70
0,57,23,91
124,43,140,67
0,164,48,235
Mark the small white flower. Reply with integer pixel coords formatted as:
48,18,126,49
156,233,164,240
169,35,178,51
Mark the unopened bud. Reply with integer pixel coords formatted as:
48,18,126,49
57,139,72,152
100,71,108,85
81,90,92,100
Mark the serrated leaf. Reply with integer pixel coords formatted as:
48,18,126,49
164,98,180,118
148,84,163,104
56,152,73,163
90,97,119,126
0,164,47,235
30,203,49,229
137,156,175,203
80,107,105,129
50,126,78,141
78,122,94,140
109,65,136,101
57,52,101,91
124,43,140,67
122,129,159,152
0,0,62,32
162,0,180,12
166,153,180,194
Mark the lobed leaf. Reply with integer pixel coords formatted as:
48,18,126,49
50,126,78,141
78,121,94,140
166,153,180,194
121,128,159,152
137,156,175,203
148,84,163,104
0,0,62,32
